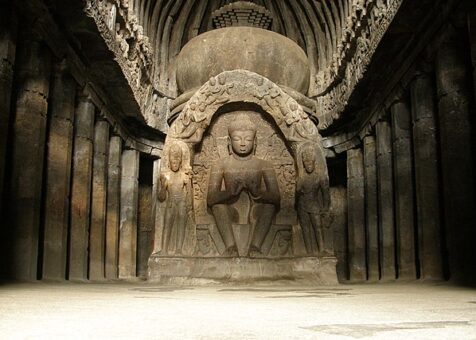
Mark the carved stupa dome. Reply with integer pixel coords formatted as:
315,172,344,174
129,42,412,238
175,26,310,95
176,1,309,95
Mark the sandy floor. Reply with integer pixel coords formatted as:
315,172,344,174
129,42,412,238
0,282,475,339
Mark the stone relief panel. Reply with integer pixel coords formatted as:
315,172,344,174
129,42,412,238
193,110,296,226
316,0,404,129
193,110,295,257
169,70,323,145
153,70,331,259
153,141,196,256
84,0,154,115
296,142,332,256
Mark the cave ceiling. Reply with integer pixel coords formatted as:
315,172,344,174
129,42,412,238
46,0,405,136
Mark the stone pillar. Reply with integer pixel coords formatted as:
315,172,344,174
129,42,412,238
137,160,154,279
0,4,17,213
376,120,395,281
152,158,162,254
69,94,95,281
469,11,476,100
7,35,51,280
391,99,416,280
347,148,366,281
89,120,110,280
436,26,475,283
42,61,76,280
330,186,348,282
105,136,122,279
410,72,443,280
363,135,379,281
118,149,139,279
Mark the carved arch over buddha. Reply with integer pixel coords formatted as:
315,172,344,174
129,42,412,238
169,70,324,149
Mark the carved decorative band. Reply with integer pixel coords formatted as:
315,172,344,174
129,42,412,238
316,0,404,130
84,0,153,111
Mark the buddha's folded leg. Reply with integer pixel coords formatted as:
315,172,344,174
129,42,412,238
250,203,275,251
211,204,236,250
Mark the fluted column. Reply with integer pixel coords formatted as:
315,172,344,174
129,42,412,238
105,136,122,279
89,120,110,280
363,135,379,281
410,72,443,280
391,99,416,280
7,33,51,280
347,148,366,281
119,149,139,279
69,93,95,281
42,61,76,280
376,120,395,281
436,26,475,282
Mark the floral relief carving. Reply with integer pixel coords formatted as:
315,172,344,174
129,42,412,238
316,0,404,129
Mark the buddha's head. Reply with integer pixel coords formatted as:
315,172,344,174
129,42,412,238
228,113,257,157
169,144,183,172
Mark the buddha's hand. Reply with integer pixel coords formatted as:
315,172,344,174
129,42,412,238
231,181,245,196
248,185,263,201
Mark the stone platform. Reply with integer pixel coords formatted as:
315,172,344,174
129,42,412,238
148,255,338,285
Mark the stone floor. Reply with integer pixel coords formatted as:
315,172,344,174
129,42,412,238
0,282,475,339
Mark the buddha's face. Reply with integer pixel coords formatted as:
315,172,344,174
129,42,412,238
302,151,316,174
230,130,256,157
169,148,182,172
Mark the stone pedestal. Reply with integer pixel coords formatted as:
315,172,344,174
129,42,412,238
148,255,338,285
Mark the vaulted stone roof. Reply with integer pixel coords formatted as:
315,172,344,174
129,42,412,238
83,0,404,131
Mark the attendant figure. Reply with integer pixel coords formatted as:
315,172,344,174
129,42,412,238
158,144,191,255
296,143,331,255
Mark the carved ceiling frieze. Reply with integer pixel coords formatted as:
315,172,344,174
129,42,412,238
84,0,153,112
316,0,404,130
83,0,404,134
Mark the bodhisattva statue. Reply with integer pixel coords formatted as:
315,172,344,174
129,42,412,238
207,114,281,257
158,143,192,255
296,143,331,255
